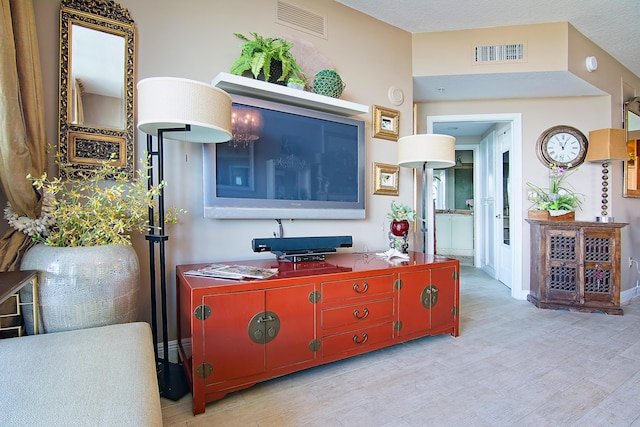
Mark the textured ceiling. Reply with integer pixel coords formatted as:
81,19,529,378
337,0,640,103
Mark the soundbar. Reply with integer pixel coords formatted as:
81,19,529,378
252,236,353,261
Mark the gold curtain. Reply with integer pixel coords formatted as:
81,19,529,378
0,0,46,271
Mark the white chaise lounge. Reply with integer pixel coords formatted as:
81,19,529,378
0,322,162,426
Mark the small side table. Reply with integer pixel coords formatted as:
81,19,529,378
0,271,39,337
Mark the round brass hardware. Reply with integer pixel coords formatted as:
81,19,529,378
248,311,280,344
353,332,368,344
353,281,369,293
353,307,369,320
421,285,439,309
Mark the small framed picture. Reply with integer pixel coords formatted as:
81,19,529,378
373,162,400,196
373,105,400,141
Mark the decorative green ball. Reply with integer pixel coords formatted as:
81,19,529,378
313,69,344,98
315,69,341,80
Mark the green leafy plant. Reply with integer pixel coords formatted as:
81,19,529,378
387,201,416,221
229,32,303,83
527,165,583,211
4,155,184,247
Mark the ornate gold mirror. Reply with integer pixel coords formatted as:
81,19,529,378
623,97,640,197
58,0,135,177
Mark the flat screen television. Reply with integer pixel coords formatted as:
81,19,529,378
203,94,366,219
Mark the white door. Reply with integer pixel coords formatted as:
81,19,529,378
496,126,512,287
480,132,496,277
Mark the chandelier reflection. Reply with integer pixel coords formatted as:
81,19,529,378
231,106,262,148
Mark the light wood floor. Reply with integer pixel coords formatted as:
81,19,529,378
161,265,640,426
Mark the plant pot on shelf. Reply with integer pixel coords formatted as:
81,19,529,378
256,59,286,85
19,244,140,334
527,210,575,221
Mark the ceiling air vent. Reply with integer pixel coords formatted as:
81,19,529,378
275,0,327,39
474,43,525,63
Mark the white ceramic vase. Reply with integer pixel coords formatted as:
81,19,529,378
20,244,140,334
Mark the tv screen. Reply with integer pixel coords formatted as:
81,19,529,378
203,94,365,219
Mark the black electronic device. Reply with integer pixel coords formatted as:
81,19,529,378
252,236,353,261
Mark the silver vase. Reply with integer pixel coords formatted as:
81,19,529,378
20,244,140,334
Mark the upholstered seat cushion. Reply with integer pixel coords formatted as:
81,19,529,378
0,322,162,426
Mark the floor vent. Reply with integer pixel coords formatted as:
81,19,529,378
275,0,327,39
474,43,525,63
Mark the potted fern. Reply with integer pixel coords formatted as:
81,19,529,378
229,32,303,84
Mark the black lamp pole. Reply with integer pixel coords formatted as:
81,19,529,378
145,125,190,401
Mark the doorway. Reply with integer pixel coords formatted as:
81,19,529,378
427,113,524,300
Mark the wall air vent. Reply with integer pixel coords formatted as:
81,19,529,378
474,43,525,63
275,0,327,39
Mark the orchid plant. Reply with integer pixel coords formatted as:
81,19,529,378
387,201,416,222
527,165,583,212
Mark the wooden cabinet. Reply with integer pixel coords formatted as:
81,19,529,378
0,271,39,338
177,252,459,415
526,220,627,315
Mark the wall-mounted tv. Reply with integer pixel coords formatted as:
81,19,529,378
203,94,366,219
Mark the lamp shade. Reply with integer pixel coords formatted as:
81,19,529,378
397,134,456,169
585,128,627,162
137,77,232,143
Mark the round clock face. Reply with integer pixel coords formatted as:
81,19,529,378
536,125,588,169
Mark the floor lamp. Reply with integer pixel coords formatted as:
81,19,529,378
586,128,627,223
397,134,456,253
137,77,232,400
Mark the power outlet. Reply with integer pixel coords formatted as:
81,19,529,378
630,257,634,268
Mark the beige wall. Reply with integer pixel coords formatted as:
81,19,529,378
32,0,413,337
27,1,640,338
413,23,640,295
412,22,569,76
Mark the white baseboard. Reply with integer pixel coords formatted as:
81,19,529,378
621,286,639,303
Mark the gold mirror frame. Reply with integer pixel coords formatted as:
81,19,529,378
58,0,135,178
623,97,640,197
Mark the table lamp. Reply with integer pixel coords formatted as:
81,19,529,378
397,134,456,253
585,128,627,223
137,77,232,400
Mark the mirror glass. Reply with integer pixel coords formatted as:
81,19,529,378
59,0,135,178
70,24,125,129
623,97,640,197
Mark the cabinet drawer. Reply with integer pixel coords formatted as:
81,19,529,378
321,322,393,357
320,274,394,303
320,298,394,331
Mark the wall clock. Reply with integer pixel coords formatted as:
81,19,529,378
536,125,588,169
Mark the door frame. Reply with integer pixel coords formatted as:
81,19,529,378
427,113,525,300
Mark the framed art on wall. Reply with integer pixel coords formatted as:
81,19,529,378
373,162,399,195
373,105,400,141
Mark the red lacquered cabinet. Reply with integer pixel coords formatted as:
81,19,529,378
177,252,459,415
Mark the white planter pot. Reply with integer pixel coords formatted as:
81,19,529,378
20,244,140,334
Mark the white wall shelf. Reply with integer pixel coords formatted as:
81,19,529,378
211,72,369,117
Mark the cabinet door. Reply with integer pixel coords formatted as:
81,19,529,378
583,228,617,305
545,228,580,302
429,266,458,331
397,268,431,337
265,283,316,371
203,290,265,384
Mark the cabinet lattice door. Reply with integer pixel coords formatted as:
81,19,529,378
527,220,625,315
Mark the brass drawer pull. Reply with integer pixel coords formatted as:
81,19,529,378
353,281,369,293
353,332,368,344
353,307,369,320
